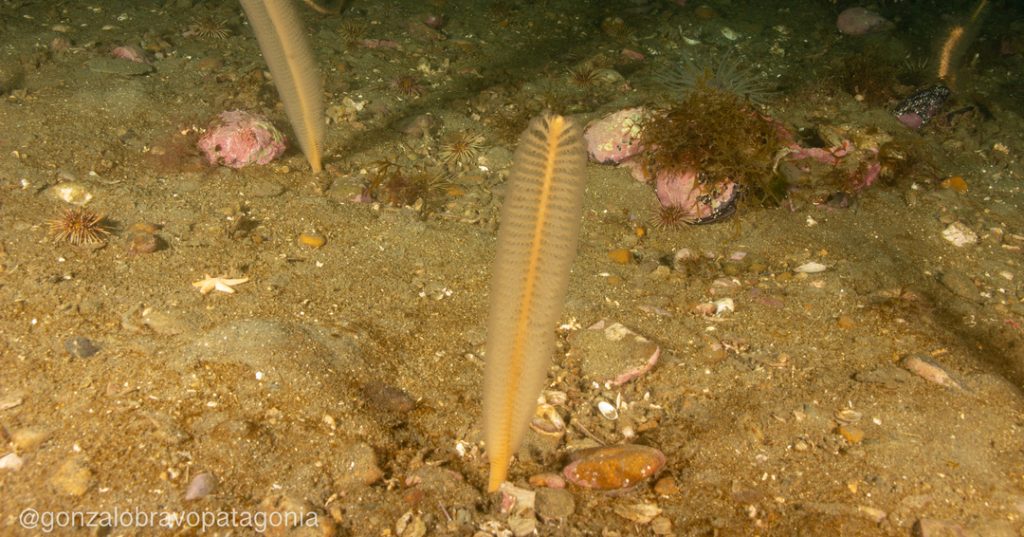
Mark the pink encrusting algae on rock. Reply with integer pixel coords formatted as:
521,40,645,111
583,107,647,164
111,45,148,64
197,110,287,168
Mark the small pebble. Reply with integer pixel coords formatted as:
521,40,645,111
64,336,100,358
359,382,417,413
535,487,575,522
837,425,865,444
653,475,680,496
128,231,164,254
298,233,326,249
607,248,632,264
184,472,217,500
651,516,674,535
49,458,93,496
333,442,383,489
836,314,856,329
11,428,50,452
528,472,566,489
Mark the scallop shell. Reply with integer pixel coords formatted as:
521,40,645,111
833,409,862,425
720,27,740,41
597,400,618,420
529,404,566,438
50,182,93,206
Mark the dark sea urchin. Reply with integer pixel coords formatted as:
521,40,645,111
439,132,486,168
48,207,111,245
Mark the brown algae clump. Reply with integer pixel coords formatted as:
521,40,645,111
640,87,782,204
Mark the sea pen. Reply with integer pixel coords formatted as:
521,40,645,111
483,113,587,492
240,0,325,172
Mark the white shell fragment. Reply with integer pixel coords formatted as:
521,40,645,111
614,502,663,523
720,27,740,40
713,298,735,315
597,400,619,420
50,182,93,206
795,261,828,274
0,453,24,471
942,222,978,247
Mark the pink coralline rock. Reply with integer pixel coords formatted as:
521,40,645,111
655,168,738,223
197,110,287,168
111,45,148,64
836,7,892,36
583,107,647,164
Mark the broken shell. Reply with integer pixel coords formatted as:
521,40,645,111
713,298,735,315
530,403,566,437
942,222,977,247
614,502,663,523
833,409,862,425
563,444,667,490
795,261,827,273
50,182,93,206
720,27,740,40
540,390,567,406
0,452,24,471
597,400,619,420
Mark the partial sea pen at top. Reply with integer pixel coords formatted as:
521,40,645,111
240,0,325,173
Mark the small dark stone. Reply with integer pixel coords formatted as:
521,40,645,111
64,336,100,358
360,382,417,413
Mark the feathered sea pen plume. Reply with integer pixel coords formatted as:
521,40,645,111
483,114,587,492
240,0,325,172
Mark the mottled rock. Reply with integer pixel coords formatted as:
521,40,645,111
10,427,51,452
50,458,93,496
333,442,383,490
184,472,217,501
535,487,575,522
64,336,100,358
568,321,660,388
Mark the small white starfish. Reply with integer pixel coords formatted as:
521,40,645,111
192,275,250,295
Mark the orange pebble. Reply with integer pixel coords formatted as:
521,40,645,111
608,248,632,264
941,175,968,193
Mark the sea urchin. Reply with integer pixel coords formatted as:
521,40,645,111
439,132,485,168
48,207,111,245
